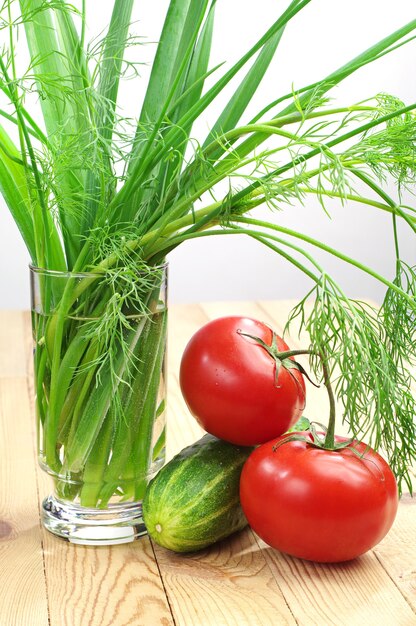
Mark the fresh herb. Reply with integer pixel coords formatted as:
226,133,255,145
1,1,415,497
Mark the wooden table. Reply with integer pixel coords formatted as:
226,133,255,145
0,302,415,626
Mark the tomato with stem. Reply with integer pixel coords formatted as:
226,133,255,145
240,431,398,562
239,346,399,563
179,316,306,446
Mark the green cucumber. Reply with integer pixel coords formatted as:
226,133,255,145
142,434,253,552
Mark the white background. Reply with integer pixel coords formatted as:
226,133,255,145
0,0,415,308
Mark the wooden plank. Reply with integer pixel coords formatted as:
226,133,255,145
166,371,204,459
374,495,416,613
0,378,49,626
21,308,175,626
200,301,416,625
154,303,298,626
12,303,415,626
166,303,207,458
36,459,176,625
259,542,416,626
167,303,209,375
0,310,28,377
153,530,296,626
36,458,175,625
42,534,175,626
23,302,294,625
259,300,416,610
23,310,34,377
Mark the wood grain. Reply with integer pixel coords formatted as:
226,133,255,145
0,306,415,626
0,310,28,377
0,378,49,626
200,301,416,625
33,454,175,626
154,529,296,626
166,304,208,458
42,535,174,626
167,303,209,374
21,312,175,626
157,303,298,626
259,543,416,626
34,457,174,625
374,495,416,613
166,370,204,459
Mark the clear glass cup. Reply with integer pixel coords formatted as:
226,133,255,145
30,263,167,544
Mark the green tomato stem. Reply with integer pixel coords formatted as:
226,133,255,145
244,338,339,449
320,354,337,449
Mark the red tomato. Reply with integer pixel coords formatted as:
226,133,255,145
240,433,399,562
179,316,306,446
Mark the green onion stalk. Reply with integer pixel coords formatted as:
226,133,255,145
30,264,168,507
0,0,415,506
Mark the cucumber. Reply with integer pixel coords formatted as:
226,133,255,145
142,434,253,552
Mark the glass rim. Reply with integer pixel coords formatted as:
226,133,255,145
29,261,168,279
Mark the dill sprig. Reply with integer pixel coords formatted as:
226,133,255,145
287,275,416,492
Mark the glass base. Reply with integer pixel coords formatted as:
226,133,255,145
42,495,147,545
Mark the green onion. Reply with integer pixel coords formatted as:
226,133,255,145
1,0,415,497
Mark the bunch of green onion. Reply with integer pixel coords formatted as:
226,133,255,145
0,0,415,500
